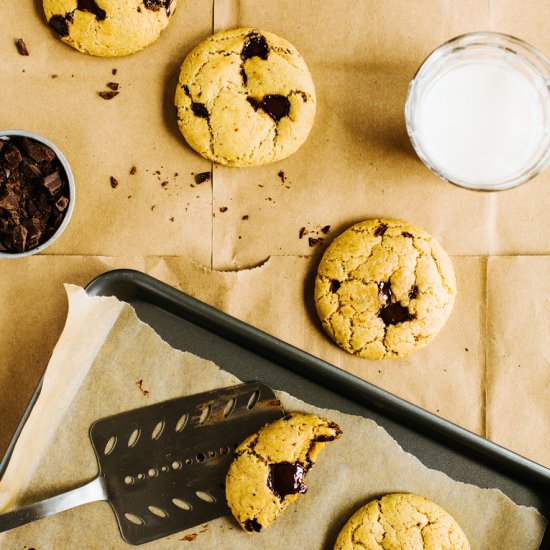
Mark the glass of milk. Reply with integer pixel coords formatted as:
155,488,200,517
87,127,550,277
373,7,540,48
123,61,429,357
405,32,550,191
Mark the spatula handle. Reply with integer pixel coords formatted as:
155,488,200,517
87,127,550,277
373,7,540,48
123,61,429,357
0,476,107,533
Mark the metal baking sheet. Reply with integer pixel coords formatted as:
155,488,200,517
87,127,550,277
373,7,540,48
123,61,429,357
2,268,549,548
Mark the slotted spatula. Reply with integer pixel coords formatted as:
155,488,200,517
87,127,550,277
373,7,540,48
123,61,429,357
0,382,284,545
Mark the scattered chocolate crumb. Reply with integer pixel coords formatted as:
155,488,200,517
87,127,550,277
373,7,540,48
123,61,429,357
136,379,150,397
98,90,119,100
242,215,249,220
321,225,331,234
181,534,197,542
161,181,168,187
129,166,137,175
277,170,285,182
195,171,211,184
309,237,322,247
112,68,117,75
402,231,413,238
106,81,119,91
258,184,264,188
154,170,161,175
219,206,228,213
169,217,174,222
110,176,119,188
15,38,29,56
127,195,132,199
174,172,179,177
299,227,306,239
465,347,469,352
151,205,156,210
50,74,58,79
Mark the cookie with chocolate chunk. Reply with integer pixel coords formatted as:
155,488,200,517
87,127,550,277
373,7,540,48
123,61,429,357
225,412,342,533
174,28,316,166
334,493,470,550
43,0,176,57
314,219,456,360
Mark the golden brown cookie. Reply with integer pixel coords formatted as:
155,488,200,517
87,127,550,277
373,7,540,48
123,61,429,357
43,0,176,57
174,28,316,166
334,493,470,550
225,412,342,533
314,219,456,359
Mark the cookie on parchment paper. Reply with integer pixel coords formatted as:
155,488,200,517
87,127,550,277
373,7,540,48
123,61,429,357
314,219,456,360
44,0,176,57
175,28,316,166
334,493,470,550
225,412,342,533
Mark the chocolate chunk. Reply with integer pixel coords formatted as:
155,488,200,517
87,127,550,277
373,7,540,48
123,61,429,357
252,95,291,122
242,34,269,60
55,196,69,211
49,15,69,37
321,225,331,234
77,0,106,20
106,82,119,91
378,281,392,305
240,67,248,85
268,462,308,499
130,166,137,175
12,225,27,252
408,285,419,299
23,139,56,162
4,145,22,167
112,68,118,76
21,160,42,179
16,38,29,56
143,0,173,16
242,214,249,220
0,191,19,210
374,223,388,237
191,102,209,118
194,171,211,184
219,206,228,213
402,231,413,238
308,237,320,247
299,227,306,239
98,90,119,100
330,279,341,293
42,171,63,195
244,519,262,532
110,176,119,189
379,303,411,326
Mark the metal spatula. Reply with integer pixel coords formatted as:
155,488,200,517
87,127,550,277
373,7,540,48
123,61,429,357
0,382,284,545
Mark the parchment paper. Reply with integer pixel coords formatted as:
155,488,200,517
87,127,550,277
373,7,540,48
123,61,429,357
0,287,546,549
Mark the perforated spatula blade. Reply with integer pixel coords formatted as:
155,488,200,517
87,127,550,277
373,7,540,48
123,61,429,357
0,382,285,545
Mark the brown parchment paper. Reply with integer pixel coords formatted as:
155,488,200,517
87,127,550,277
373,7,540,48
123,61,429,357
0,287,545,549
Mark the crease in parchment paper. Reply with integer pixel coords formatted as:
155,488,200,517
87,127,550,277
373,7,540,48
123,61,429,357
0,286,545,549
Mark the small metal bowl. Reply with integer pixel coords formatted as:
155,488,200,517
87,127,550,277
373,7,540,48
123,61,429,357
0,129,75,258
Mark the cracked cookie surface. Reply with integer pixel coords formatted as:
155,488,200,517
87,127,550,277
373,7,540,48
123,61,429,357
314,219,456,360
174,28,316,166
43,0,176,57
225,412,341,532
334,493,470,550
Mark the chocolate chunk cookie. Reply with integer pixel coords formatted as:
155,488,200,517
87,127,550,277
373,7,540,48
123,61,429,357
174,28,316,166
334,493,470,549
225,412,342,533
314,219,456,359
43,0,176,57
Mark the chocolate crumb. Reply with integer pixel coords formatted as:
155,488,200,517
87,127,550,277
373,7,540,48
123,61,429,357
130,166,137,175
321,225,331,234
98,90,119,100
169,217,174,222
277,170,285,183
106,82,119,91
374,223,388,237
308,237,320,247
110,176,119,188
465,347,469,352
15,38,29,56
50,74,58,79
181,534,197,542
299,227,306,239
194,171,211,184
151,205,156,210
161,181,168,187
112,68,118,75
219,206,228,213
136,379,150,397
242,215,249,220
244,519,262,532
402,231,413,238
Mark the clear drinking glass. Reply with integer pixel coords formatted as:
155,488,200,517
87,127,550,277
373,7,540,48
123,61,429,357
405,32,550,191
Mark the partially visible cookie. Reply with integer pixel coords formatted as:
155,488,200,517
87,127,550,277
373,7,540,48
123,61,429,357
43,0,176,57
175,28,316,166
334,493,470,550
314,219,456,360
225,412,342,533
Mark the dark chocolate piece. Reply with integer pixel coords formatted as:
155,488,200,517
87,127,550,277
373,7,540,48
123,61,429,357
143,0,173,16
321,225,331,234
299,227,306,239
378,281,392,305
242,215,249,220
379,303,411,326
110,176,119,189
191,102,209,118
23,139,56,162
98,90,119,100
402,231,413,238
268,462,308,499
112,68,118,75
219,206,228,213
277,170,285,182
106,82,119,91
42,171,63,195
408,285,418,299
308,237,320,247
12,225,27,252
55,196,69,211
244,519,262,532
241,33,269,60
16,38,29,56
330,279,341,293
246,97,261,111
77,0,106,20
130,166,137,175
49,15,69,37
194,172,211,184
259,95,290,122
374,223,388,237
4,145,22,167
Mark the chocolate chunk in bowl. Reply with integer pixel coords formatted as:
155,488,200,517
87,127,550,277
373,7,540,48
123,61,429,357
0,130,75,258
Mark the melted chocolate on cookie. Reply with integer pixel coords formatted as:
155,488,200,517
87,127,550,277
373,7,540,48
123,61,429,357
77,0,106,20
268,462,308,499
244,518,262,532
247,95,290,122
49,15,70,36
377,281,413,326
242,33,269,60
143,0,174,16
